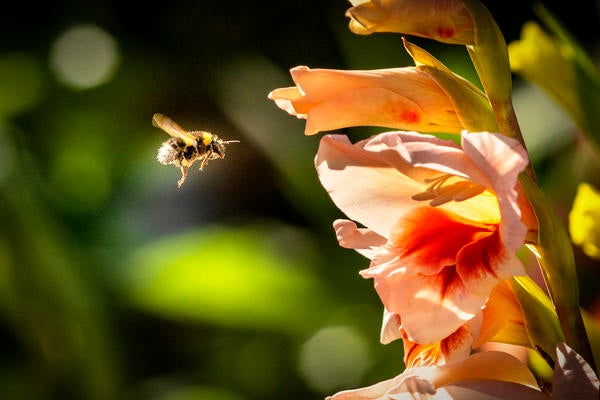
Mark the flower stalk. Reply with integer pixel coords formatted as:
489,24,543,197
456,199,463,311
520,173,596,372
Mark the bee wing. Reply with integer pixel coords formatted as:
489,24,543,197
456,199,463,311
152,113,197,145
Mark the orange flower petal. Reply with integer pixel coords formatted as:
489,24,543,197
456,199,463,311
268,66,464,135
345,0,474,44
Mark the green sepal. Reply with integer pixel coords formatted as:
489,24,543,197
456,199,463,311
509,276,564,364
462,0,512,104
403,39,498,132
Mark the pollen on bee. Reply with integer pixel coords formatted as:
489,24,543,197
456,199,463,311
157,143,176,165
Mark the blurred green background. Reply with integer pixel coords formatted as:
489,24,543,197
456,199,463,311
0,1,598,399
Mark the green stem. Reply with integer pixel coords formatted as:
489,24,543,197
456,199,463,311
520,173,596,373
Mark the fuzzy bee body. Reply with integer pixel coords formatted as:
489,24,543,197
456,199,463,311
152,113,238,187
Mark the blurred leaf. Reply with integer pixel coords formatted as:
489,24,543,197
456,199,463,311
582,309,600,371
210,55,334,224
0,52,44,116
0,181,120,399
145,384,247,400
512,83,575,163
508,6,600,149
123,224,338,335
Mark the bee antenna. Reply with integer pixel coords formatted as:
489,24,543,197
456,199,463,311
223,140,240,144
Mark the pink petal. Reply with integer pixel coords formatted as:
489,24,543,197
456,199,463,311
333,219,387,259
316,134,426,237
366,263,483,343
461,132,530,250
380,308,403,344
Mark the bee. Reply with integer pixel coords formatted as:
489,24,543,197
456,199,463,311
152,113,239,188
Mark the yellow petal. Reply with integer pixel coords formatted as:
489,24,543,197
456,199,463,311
569,182,600,259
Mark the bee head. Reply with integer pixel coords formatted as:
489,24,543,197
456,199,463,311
209,137,227,158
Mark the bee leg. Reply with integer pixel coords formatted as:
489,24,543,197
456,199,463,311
177,166,189,188
199,157,209,171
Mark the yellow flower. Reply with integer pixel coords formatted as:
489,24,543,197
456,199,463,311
508,6,600,140
569,182,600,259
509,22,582,131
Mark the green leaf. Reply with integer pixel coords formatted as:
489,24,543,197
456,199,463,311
122,224,336,335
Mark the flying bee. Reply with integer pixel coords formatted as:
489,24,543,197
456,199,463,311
152,113,239,188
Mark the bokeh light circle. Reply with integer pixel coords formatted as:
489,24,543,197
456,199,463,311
49,24,119,90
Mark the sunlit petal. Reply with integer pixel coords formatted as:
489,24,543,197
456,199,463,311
316,134,427,237
327,351,545,399
269,66,465,135
345,0,474,45
334,219,387,259
474,279,529,348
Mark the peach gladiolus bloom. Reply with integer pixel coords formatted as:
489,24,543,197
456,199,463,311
317,131,532,344
268,66,465,135
327,350,547,400
346,0,474,45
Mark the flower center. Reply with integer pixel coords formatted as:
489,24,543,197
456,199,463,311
411,174,485,206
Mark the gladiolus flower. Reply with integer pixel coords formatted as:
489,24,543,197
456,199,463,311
317,131,533,344
346,0,474,45
268,66,470,135
327,350,547,400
